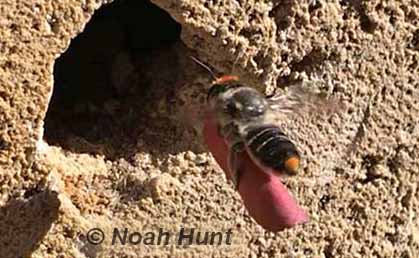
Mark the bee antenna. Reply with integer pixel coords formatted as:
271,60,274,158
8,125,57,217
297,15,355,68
190,56,217,80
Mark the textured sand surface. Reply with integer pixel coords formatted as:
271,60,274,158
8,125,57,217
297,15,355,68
0,0,418,257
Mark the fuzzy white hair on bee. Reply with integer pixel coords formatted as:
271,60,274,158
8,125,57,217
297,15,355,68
189,56,343,188
189,57,301,187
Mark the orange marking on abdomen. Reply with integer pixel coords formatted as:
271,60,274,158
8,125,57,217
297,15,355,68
284,156,300,174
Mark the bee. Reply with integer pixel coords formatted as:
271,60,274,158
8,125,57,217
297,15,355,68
192,57,337,189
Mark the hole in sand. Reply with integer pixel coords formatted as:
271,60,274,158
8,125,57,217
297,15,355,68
43,0,198,160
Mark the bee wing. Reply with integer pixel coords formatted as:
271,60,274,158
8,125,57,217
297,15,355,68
267,84,341,118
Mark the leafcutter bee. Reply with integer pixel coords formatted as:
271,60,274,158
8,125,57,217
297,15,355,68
192,57,338,189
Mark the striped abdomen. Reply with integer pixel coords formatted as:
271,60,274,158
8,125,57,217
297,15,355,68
244,125,300,175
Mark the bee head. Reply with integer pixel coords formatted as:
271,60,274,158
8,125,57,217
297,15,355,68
206,75,240,102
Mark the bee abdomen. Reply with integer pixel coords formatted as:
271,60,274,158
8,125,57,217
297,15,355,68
245,125,300,175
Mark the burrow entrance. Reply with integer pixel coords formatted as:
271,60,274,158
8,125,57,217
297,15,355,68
44,0,200,160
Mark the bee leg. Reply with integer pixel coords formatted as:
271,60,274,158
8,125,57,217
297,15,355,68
217,124,225,138
217,122,237,139
228,142,245,190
